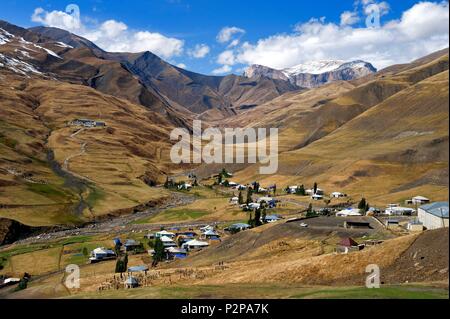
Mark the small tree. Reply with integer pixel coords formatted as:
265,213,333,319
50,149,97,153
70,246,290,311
273,184,277,196
193,179,199,187
261,208,267,224
152,238,165,267
82,247,89,258
306,203,317,217
238,191,244,205
246,188,253,205
164,176,169,188
358,198,367,210
254,208,262,227
123,253,128,270
114,241,122,256
221,168,228,177
115,256,127,273
217,174,223,185
248,212,254,227
296,185,306,196
15,277,28,291
313,182,318,195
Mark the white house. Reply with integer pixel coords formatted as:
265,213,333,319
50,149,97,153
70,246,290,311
89,247,116,262
202,230,221,240
160,236,177,248
331,192,346,198
385,207,415,216
257,196,273,203
418,202,449,230
200,225,214,233
311,194,323,201
156,230,175,239
225,223,251,232
182,239,209,251
336,208,362,217
412,196,431,205
263,215,281,223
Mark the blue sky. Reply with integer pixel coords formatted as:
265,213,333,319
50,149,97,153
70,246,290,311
0,0,448,75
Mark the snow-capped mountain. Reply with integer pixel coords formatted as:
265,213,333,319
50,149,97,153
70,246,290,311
244,60,377,88
1,26,64,77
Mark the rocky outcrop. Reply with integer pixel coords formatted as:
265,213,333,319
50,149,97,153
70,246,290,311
0,218,31,246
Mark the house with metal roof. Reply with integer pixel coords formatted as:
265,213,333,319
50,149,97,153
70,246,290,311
263,215,281,223
156,230,176,239
202,230,221,240
225,223,251,232
166,247,188,259
200,225,214,233
123,239,142,252
336,208,362,217
336,237,363,254
385,206,415,216
412,196,431,205
160,236,177,248
128,265,149,273
89,247,116,263
418,202,449,230
182,239,209,251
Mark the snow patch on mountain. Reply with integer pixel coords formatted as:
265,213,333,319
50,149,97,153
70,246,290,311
55,41,74,49
283,60,346,76
244,59,377,88
17,37,62,59
0,28,13,45
0,53,43,76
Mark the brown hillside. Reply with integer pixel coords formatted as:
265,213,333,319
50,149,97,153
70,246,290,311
0,73,177,226
232,52,449,206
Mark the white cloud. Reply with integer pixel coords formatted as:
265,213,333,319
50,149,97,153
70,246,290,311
31,7,184,59
216,26,245,43
100,20,127,38
217,50,236,65
212,65,232,75
227,39,240,48
231,1,449,70
32,7,81,31
340,11,360,26
188,44,210,58
176,63,187,69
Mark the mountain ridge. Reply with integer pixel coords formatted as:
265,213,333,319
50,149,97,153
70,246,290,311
24,24,300,117
244,60,377,88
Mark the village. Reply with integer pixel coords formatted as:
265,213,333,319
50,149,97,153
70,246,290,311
1,166,446,296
